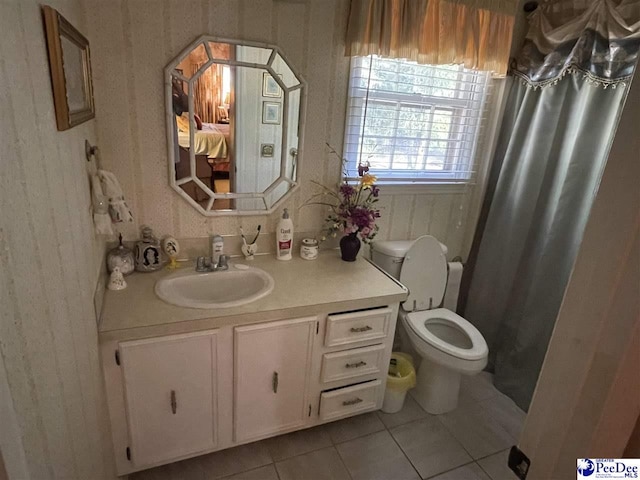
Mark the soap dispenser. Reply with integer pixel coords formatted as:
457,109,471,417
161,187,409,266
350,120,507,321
276,208,293,260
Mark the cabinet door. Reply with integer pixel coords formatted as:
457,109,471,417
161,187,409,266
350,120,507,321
120,330,217,468
234,317,315,442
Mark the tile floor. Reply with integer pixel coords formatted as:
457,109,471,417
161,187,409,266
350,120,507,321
132,373,525,480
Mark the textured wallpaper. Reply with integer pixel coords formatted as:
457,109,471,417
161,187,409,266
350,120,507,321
0,1,115,478
89,0,482,259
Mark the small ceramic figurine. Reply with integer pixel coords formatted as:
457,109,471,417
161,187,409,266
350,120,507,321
106,233,135,275
162,236,180,270
107,266,127,291
134,225,164,272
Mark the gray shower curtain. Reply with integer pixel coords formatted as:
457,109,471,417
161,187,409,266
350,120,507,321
464,0,639,411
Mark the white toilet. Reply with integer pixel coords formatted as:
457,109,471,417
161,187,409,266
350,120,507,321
372,235,488,414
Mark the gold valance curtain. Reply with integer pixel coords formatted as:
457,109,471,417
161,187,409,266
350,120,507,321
345,0,517,76
193,62,221,124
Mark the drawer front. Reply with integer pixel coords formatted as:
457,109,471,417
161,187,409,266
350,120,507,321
319,380,382,422
325,307,392,347
321,344,385,384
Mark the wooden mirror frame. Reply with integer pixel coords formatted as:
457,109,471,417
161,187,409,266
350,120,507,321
42,5,95,131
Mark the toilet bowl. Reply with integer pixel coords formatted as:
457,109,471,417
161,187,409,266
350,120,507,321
401,308,487,413
371,235,488,414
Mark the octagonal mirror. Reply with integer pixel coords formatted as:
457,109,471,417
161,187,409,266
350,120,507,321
165,36,305,215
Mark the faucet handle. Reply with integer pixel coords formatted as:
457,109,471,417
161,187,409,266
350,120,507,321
196,256,207,272
217,255,229,270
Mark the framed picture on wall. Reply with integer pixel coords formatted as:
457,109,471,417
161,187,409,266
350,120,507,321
262,72,282,98
262,102,281,125
42,5,95,131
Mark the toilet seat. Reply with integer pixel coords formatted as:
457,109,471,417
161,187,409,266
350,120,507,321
404,308,487,361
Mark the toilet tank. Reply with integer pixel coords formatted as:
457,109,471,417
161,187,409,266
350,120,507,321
371,238,448,279
371,240,414,279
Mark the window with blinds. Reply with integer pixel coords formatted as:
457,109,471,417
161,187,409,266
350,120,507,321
343,56,493,184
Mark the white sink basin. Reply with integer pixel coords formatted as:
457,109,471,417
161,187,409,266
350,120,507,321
155,265,274,309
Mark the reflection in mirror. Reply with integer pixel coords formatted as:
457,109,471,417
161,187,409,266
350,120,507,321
166,37,305,215
177,43,209,79
271,53,299,89
233,44,273,65
171,74,232,210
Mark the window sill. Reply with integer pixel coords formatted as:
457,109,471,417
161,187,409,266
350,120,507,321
376,183,473,195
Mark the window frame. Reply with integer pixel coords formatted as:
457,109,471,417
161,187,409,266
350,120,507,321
343,56,494,187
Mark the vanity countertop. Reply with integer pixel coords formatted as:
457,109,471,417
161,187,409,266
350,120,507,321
99,251,407,339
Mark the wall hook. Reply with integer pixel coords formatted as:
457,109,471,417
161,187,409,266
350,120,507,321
85,140,101,169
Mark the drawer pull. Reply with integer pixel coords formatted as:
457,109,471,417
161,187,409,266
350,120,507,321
170,390,177,414
350,325,373,333
272,372,279,393
342,397,363,406
345,361,367,369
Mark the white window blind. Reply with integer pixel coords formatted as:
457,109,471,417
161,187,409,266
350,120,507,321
343,56,494,184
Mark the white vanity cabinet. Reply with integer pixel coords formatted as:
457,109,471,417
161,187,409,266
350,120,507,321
118,330,218,469
234,317,316,442
102,305,400,475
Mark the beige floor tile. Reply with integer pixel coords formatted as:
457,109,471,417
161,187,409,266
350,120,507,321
458,372,500,406
391,417,472,479
479,394,526,441
337,430,420,480
428,463,491,480
437,403,514,460
168,457,206,480
222,465,279,480
198,441,272,479
130,465,169,480
131,454,206,480
325,412,386,444
265,425,332,461
129,467,166,480
276,446,351,480
477,450,519,480
377,394,429,428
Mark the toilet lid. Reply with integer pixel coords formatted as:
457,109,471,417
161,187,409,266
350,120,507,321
400,235,447,312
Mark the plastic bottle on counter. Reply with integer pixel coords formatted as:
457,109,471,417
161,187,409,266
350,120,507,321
276,208,293,261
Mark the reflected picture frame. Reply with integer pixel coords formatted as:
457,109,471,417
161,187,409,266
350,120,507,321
42,5,95,131
262,72,282,98
262,102,281,125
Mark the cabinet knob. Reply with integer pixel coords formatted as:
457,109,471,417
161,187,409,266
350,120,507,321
272,372,279,393
170,390,177,414
342,397,363,406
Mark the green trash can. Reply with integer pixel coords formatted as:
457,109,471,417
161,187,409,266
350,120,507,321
382,352,417,413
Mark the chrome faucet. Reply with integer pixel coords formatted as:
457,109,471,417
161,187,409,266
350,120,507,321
195,254,229,272
195,234,228,272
